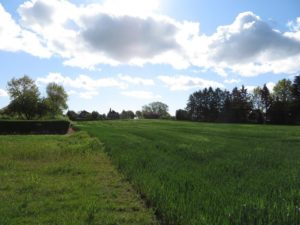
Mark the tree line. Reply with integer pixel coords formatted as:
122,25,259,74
67,101,170,121
1,75,300,125
0,75,171,121
176,75,300,124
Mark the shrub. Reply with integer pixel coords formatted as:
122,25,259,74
176,109,190,121
0,120,70,135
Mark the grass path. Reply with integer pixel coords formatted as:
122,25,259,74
0,132,158,225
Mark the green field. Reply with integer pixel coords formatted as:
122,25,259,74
0,132,157,225
78,120,300,225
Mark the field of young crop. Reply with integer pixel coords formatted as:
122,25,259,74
0,132,157,225
78,120,300,225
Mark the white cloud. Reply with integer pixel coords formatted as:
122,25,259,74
79,14,179,62
12,0,191,70
0,89,8,97
18,0,77,30
78,91,99,99
209,12,300,63
121,91,161,100
18,0,55,27
287,18,300,32
158,75,224,91
224,78,241,84
213,68,228,77
0,3,51,57
36,73,157,96
63,54,119,71
0,4,22,52
118,74,154,85
67,89,98,99
1,1,300,77
36,73,128,90
199,12,300,76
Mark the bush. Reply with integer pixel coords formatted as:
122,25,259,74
67,110,78,121
142,112,160,119
0,120,70,135
176,109,190,121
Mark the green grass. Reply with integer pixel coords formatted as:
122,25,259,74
0,132,158,225
78,120,300,225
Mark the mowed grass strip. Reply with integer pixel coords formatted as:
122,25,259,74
0,132,158,225
79,120,300,225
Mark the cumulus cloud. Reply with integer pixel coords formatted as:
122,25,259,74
118,74,154,85
0,89,8,97
0,4,22,52
36,73,155,96
66,89,99,99
197,12,300,76
209,12,300,63
36,72,161,99
288,18,300,32
80,14,179,61
1,1,300,77
78,91,99,99
12,0,189,70
18,0,55,27
158,75,224,91
224,78,241,84
121,91,161,99
36,73,128,90
0,3,51,57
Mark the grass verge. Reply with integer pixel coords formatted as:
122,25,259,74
0,131,158,225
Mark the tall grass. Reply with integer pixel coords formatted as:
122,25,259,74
79,120,300,225
0,132,158,225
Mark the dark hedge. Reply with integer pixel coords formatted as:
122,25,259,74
0,120,70,135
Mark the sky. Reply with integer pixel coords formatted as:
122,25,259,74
0,0,300,115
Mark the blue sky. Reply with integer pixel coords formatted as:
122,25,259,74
0,0,300,115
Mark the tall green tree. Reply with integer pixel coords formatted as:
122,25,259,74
292,75,300,102
46,82,68,117
107,109,120,120
7,75,40,120
91,111,100,120
252,87,263,111
273,79,293,102
176,109,189,121
186,92,198,120
260,84,272,122
187,88,229,122
291,75,300,123
120,110,135,119
142,102,169,119
135,110,143,119
270,80,293,124
229,86,252,123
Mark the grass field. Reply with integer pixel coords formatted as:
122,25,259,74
0,132,158,225
78,120,300,225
